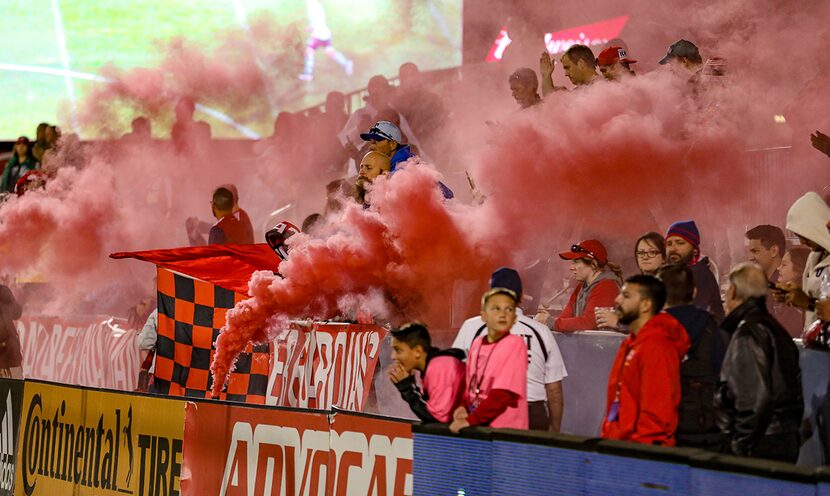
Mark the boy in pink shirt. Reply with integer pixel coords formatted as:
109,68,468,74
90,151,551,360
450,288,529,432
389,322,466,423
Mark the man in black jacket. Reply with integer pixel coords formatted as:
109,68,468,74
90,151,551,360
715,262,803,462
658,264,728,451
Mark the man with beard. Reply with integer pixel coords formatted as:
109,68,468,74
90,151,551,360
355,151,391,206
601,275,690,445
665,220,725,322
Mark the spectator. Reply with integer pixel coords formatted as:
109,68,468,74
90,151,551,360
122,117,152,143
31,123,51,162
659,39,703,74
779,246,811,288
1,137,38,194
715,263,803,462
658,264,727,451
361,120,415,170
596,232,666,329
206,187,255,245
782,192,830,327
355,151,391,205
508,68,542,109
449,288,529,432
811,130,830,158
665,220,725,322
746,224,806,337
360,120,453,199
0,284,23,378
746,225,786,281
134,307,158,392
31,122,49,161
388,322,466,423
187,184,254,245
596,46,637,81
634,232,666,276
544,240,621,332
453,267,567,432
171,98,196,153
561,45,600,87
601,275,690,445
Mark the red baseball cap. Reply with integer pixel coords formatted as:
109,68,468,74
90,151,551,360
559,239,608,266
597,46,637,66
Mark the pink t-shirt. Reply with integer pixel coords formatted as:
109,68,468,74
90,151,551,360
422,355,466,422
467,334,529,429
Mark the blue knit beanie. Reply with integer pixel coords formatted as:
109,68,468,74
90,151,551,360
666,220,700,249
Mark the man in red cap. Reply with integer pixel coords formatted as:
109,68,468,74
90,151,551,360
597,46,636,81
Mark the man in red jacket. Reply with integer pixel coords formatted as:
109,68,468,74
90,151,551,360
601,275,691,445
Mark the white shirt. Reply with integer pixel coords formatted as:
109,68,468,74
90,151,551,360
452,308,567,402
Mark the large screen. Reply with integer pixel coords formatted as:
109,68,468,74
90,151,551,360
0,0,462,139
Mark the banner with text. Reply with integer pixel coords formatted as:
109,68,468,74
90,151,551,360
16,316,140,391
181,401,413,495
327,410,413,496
267,324,386,412
0,380,23,496
181,400,331,495
15,381,185,496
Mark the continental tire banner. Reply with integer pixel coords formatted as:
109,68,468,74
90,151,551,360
15,381,185,496
327,411,413,496
0,380,23,496
16,317,140,391
267,324,386,411
181,401,331,495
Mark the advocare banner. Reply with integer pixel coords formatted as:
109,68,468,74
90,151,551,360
0,379,23,496
15,381,185,496
181,400,331,495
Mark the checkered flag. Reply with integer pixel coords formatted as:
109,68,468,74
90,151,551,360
151,267,270,403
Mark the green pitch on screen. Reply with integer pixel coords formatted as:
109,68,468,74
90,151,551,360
0,0,460,140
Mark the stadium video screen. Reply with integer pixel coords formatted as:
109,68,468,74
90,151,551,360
0,0,462,139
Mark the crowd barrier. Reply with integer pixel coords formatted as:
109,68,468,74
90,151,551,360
412,423,829,496
0,378,413,496
2,378,829,495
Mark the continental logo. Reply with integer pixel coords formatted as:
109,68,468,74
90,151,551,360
20,394,182,496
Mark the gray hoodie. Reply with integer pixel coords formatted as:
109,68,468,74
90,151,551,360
785,192,830,327
574,270,621,317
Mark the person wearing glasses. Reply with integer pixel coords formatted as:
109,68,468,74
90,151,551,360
596,233,666,329
550,240,622,332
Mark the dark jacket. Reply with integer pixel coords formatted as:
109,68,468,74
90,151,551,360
691,257,725,323
0,285,23,368
715,298,803,457
394,347,465,423
1,155,38,193
666,304,728,450
388,145,454,199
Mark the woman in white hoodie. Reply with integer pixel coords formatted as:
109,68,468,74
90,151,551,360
783,192,830,328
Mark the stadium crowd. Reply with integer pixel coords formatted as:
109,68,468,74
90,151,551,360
1,37,830,465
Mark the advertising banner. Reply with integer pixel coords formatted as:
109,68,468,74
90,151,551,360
327,411,413,496
267,324,386,412
0,380,23,496
16,316,140,391
181,401,330,495
15,381,185,496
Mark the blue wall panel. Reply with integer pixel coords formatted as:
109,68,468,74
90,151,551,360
584,452,690,496
690,468,815,496
492,441,587,496
413,433,493,496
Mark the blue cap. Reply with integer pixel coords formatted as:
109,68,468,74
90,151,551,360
490,267,522,297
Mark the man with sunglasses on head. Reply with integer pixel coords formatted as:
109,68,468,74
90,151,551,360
360,120,453,199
